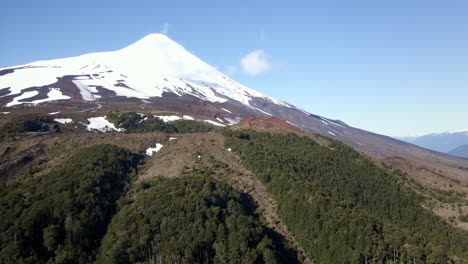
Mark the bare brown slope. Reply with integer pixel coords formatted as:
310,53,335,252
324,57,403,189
235,116,329,146
139,132,313,263
238,116,303,133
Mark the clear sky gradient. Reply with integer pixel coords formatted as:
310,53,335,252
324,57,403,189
1,0,467,137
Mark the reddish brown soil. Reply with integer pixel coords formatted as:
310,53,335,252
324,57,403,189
238,116,303,133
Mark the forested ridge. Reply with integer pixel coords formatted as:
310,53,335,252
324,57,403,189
107,112,213,133
0,140,294,263
1,126,467,264
224,130,468,263
0,145,142,263
98,176,293,264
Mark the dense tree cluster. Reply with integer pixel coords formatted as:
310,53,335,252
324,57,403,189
0,116,57,140
2,126,467,263
0,144,141,263
98,176,285,264
0,141,295,263
107,112,213,133
224,130,468,263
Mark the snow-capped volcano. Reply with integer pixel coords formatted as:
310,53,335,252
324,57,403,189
0,33,289,109
2,33,468,182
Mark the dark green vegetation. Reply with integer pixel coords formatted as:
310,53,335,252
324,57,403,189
0,145,141,263
98,176,292,264
224,130,468,263
0,116,59,140
2,121,468,264
0,139,294,263
107,111,213,133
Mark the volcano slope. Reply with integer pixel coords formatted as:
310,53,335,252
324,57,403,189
0,111,467,263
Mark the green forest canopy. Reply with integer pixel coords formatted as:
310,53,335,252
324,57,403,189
224,130,468,263
1,125,467,264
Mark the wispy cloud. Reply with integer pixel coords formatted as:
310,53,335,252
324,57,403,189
160,22,171,34
240,49,272,76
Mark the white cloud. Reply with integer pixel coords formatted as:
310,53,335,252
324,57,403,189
161,23,170,34
240,49,272,76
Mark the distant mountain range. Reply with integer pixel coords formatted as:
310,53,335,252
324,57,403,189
399,130,468,158
449,144,468,159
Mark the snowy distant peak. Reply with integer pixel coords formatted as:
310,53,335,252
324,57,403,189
412,130,468,137
120,33,179,52
446,129,468,135
399,129,468,154
115,33,217,79
114,33,268,102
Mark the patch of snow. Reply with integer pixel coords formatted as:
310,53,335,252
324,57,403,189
47,88,70,100
155,115,181,122
155,115,194,122
227,148,232,152
197,155,201,159
146,143,163,156
54,118,73,124
87,86,99,93
169,137,177,140
267,97,292,108
286,120,302,129
297,107,311,116
73,76,91,80
1,112,10,114
322,118,345,128
225,117,242,125
320,119,328,125
329,121,345,128
216,117,224,123
253,107,272,116
73,80,97,101
221,108,232,113
204,120,226,127
447,129,468,134
48,111,60,115
86,116,123,132
31,88,71,105
0,67,63,98
328,131,336,137
7,91,39,106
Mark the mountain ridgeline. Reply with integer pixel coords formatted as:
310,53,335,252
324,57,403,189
449,144,468,159
400,131,468,158
0,117,467,263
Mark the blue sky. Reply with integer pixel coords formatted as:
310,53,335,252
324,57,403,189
1,0,467,137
